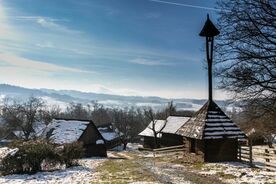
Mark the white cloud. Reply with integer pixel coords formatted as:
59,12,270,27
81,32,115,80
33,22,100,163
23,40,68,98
36,41,55,48
13,16,66,22
9,15,82,35
36,17,82,34
0,53,92,73
129,58,171,66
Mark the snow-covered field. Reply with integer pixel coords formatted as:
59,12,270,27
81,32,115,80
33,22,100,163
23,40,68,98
199,162,276,184
1,144,275,184
0,158,105,184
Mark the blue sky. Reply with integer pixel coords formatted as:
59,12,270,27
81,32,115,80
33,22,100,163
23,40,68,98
0,0,227,99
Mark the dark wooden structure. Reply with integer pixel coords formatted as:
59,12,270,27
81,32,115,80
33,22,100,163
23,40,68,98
142,133,183,149
139,116,190,149
97,123,123,149
43,118,107,157
177,101,246,162
176,15,246,162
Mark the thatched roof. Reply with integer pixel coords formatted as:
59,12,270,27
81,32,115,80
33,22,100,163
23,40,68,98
176,100,246,140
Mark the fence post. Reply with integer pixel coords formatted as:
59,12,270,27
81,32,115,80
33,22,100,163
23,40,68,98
265,149,270,171
249,139,253,167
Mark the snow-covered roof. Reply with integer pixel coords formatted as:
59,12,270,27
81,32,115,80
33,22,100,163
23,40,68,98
42,119,90,144
138,120,165,137
163,116,190,134
97,124,121,141
139,116,190,137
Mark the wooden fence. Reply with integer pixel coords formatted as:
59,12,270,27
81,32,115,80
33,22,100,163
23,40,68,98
238,142,276,171
238,143,253,166
152,145,185,156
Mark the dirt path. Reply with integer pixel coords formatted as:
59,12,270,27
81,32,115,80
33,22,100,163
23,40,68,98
92,151,225,184
92,151,229,184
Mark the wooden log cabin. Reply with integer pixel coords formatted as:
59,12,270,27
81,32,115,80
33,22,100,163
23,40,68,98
97,123,123,149
176,100,246,162
139,116,190,149
42,118,107,157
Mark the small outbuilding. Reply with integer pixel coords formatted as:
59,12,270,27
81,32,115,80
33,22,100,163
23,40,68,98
0,122,46,145
97,123,123,149
139,116,190,149
42,119,107,157
176,100,246,162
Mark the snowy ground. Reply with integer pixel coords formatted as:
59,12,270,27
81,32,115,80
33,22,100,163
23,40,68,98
0,144,275,184
198,162,276,184
0,158,105,184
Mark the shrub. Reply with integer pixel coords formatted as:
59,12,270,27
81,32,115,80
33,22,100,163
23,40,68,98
0,150,23,175
1,140,59,175
0,140,85,175
58,142,84,167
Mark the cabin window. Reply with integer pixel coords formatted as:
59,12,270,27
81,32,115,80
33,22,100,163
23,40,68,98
190,139,196,153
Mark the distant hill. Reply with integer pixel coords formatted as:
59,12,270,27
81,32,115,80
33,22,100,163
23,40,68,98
0,84,230,111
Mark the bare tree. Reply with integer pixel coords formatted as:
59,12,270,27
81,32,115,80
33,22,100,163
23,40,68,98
91,101,112,126
112,107,145,150
1,97,46,140
63,102,90,120
144,108,167,149
238,102,276,147
112,109,130,150
39,105,62,124
215,0,276,116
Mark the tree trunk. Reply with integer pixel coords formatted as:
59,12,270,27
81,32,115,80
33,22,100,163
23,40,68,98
123,142,127,150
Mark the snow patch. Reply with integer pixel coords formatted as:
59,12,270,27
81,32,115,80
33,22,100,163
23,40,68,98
96,139,104,144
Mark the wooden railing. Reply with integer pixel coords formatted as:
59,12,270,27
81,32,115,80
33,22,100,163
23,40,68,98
256,147,276,171
152,145,185,155
238,143,276,171
238,144,253,166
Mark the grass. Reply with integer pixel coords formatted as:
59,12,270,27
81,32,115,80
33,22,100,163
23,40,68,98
192,162,205,170
93,158,160,184
216,171,237,179
181,171,227,184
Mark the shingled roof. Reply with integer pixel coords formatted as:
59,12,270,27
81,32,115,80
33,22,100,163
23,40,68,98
176,100,246,140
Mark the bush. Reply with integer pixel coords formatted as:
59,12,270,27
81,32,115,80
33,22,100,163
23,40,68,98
0,150,23,175
1,140,59,175
58,142,84,167
0,140,84,175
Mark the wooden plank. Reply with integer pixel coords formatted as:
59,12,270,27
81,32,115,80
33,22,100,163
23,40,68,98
241,147,250,151
265,162,276,168
241,153,250,158
240,155,250,160
154,149,184,154
264,153,276,157
153,145,184,151
263,156,276,160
